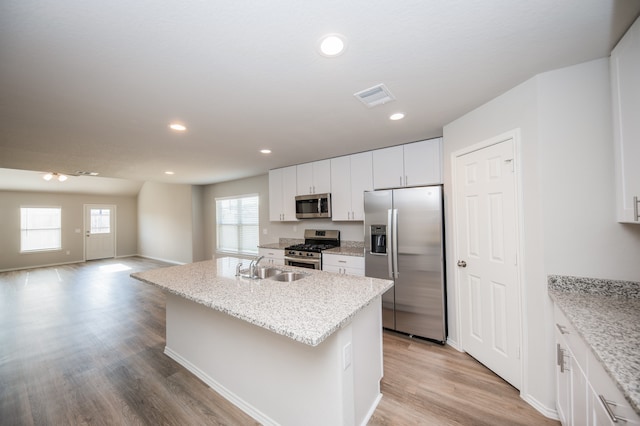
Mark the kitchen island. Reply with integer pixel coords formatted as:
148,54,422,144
131,257,393,426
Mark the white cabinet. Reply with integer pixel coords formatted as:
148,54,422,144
611,16,640,224
258,247,285,266
553,304,640,425
323,253,364,276
372,138,442,189
269,166,299,222
296,159,331,195
330,152,373,221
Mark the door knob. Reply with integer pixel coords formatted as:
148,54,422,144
457,260,467,268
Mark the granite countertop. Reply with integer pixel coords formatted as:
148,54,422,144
548,275,640,415
324,246,365,257
132,257,393,347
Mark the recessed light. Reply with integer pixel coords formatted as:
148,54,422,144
390,113,405,121
169,123,187,132
165,171,175,175
260,149,272,154
318,34,347,57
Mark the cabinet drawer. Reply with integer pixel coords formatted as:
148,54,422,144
322,254,364,269
553,304,589,369
588,351,640,424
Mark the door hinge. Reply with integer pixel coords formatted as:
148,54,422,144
505,158,515,173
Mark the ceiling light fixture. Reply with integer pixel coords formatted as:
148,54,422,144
390,112,405,121
43,172,67,182
318,33,347,57
260,149,272,154
169,123,187,132
165,171,175,175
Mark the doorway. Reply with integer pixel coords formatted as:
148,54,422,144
84,204,116,260
452,130,523,390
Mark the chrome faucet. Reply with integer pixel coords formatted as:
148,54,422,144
249,255,264,278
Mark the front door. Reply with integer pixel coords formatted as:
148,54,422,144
84,204,115,260
454,136,521,389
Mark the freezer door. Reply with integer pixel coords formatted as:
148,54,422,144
364,190,395,329
393,186,445,341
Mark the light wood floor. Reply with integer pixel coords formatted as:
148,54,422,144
0,257,558,425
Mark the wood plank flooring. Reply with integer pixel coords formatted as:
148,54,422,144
0,257,558,425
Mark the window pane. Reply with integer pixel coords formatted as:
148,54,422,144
91,208,110,234
20,207,62,252
216,195,259,255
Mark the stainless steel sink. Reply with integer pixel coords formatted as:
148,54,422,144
255,266,283,279
269,271,307,282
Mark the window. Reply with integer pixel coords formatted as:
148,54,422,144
216,194,259,255
20,207,62,252
90,208,111,234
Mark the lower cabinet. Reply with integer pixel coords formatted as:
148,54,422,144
554,304,640,425
258,247,285,266
322,254,364,276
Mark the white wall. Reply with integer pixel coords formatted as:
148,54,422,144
443,57,640,417
137,181,195,264
0,190,138,271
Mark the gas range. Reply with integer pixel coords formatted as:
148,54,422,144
284,230,340,270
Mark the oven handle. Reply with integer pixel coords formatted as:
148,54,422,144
284,257,321,266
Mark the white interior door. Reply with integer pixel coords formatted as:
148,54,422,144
85,204,115,260
454,137,521,389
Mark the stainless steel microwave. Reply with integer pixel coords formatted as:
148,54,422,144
295,193,331,219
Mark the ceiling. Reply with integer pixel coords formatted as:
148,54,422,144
1,0,639,194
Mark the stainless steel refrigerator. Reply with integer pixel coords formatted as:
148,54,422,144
364,186,446,343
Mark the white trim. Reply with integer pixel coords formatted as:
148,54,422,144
0,260,82,273
445,337,463,352
521,393,560,420
164,346,278,426
450,128,527,394
136,254,186,265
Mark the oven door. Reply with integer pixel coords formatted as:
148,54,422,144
285,257,321,270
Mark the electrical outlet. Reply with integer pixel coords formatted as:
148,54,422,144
293,225,297,232
263,228,268,235
66,250,70,255
343,342,352,370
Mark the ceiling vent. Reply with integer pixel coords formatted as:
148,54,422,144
354,83,396,108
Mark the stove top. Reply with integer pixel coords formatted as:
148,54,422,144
285,229,340,253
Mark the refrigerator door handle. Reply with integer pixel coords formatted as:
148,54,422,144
387,209,394,278
392,208,399,279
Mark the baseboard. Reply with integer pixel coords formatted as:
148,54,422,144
136,254,186,265
521,392,559,420
446,337,463,352
0,259,83,273
163,346,277,426
360,393,383,426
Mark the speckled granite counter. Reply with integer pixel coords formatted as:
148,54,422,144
548,275,640,415
132,257,392,346
324,246,364,257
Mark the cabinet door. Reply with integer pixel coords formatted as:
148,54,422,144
611,17,640,223
372,145,404,189
350,151,373,221
281,166,299,221
296,163,314,195
571,360,588,426
330,156,352,221
404,138,442,186
556,332,572,426
258,248,285,266
268,169,284,221
313,159,331,194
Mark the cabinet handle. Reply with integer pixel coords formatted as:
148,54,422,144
598,394,627,423
634,196,639,222
556,323,570,335
405,176,408,186
338,260,347,263
556,343,570,373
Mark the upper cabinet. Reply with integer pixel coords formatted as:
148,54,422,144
372,138,442,189
269,166,299,222
296,160,331,195
330,151,373,221
611,17,640,224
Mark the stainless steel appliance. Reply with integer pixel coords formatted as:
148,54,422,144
284,229,340,269
364,186,446,343
295,193,331,219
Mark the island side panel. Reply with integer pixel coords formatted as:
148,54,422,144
163,293,383,426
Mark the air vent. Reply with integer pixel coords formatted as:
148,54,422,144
75,171,99,176
354,83,395,108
